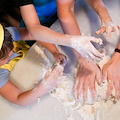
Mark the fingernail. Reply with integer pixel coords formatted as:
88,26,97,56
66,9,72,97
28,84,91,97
84,97,87,102
106,94,110,98
103,78,107,83
98,78,102,83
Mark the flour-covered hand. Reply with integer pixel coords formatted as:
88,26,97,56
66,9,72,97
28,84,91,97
96,21,119,39
102,53,120,100
70,35,104,61
73,57,102,102
52,52,67,66
41,64,64,90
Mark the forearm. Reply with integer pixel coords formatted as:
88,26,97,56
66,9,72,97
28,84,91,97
59,13,82,61
58,12,80,35
28,25,73,47
113,41,120,57
0,81,49,107
15,83,48,106
117,41,120,49
20,5,73,47
57,0,80,35
37,41,59,54
57,3,82,60
18,28,33,40
18,28,60,54
86,0,112,22
111,41,120,59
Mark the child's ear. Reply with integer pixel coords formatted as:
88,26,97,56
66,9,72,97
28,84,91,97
8,50,13,57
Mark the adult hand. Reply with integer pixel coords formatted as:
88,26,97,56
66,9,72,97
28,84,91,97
73,57,102,102
102,53,120,100
96,21,119,39
70,35,104,61
52,52,67,66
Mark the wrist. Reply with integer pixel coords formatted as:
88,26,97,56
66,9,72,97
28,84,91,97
111,49,120,61
99,9,112,23
40,80,51,92
51,51,60,55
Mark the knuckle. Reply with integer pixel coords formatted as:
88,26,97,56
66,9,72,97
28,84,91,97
90,86,95,90
83,87,87,91
109,85,113,90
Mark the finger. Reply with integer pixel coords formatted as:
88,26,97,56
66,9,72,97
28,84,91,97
96,69,102,85
77,78,84,99
59,55,67,66
89,37,103,45
114,80,120,100
86,52,97,61
57,76,63,85
90,46,105,58
52,65,63,76
106,26,112,39
102,67,107,83
113,26,119,35
106,79,113,98
117,25,120,30
55,56,59,63
95,27,106,35
73,77,79,93
89,77,96,100
83,78,89,102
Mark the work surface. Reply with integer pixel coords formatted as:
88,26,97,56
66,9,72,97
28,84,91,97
0,0,120,120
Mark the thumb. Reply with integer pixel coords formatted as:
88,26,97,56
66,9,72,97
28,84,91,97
89,37,103,45
95,26,106,35
96,69,102,85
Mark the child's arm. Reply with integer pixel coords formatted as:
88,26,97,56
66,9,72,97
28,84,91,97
86,0,119,39
19,4,104,60
0,65,63,106
37,41,67,65
7,27,67,65
18,28,67,64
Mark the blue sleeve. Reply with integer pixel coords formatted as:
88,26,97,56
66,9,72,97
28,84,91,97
0,69,9,88
6,27,20,41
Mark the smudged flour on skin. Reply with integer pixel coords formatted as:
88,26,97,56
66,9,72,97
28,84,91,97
50,55,117,120
70,36,103,60
33,45,117,120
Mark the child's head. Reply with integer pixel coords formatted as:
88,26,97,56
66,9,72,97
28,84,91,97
0,24,14,65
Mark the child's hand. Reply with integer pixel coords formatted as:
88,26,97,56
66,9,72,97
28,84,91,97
70,35,104,61
41,64,64,90
52,52,67,66
73,58,101,102
96,21,119,39
102,53,120,100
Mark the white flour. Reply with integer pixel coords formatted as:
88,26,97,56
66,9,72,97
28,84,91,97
49,55,116,120
33,44,118,120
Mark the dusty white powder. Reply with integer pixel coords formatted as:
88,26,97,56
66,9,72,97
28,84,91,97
49,55,116,120
33,44,116,120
